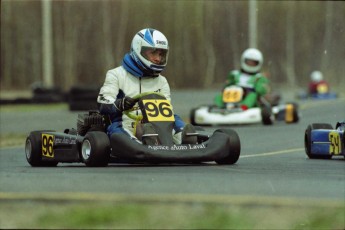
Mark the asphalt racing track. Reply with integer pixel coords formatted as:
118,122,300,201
0,90,344,206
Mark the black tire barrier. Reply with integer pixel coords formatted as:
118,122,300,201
68,86,100,111
1,86,66,105
32,86,66,103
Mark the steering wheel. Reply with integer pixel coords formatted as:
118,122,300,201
123,91,166,121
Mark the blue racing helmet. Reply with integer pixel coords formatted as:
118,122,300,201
130,28,169,77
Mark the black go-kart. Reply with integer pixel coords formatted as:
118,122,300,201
25,92,241,167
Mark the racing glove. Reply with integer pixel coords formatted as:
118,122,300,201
240,104,248,111
173,114,185,133
114,96,137,112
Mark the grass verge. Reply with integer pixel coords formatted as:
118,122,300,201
0,194,344,229
0,134,27,148
0,103,68,112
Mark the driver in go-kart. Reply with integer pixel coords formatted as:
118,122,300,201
308,71,330,95
97,28,196,145
215,48,269,110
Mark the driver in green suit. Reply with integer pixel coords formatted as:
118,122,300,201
215,48,269,110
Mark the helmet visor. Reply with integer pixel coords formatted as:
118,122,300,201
141,47,168,65
245,58,259,67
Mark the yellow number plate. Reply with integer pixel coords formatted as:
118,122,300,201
142,99,175,122
42,133,54,158
329,131,341,155
317,83,328,94
222,86,243,103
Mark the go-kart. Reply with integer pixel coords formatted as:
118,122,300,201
25,92,241,167
190,85,299,126
304,121,345,159
297,82,338,100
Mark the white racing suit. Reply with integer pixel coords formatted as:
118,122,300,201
97,65,185,142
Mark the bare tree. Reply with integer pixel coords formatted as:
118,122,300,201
321,1,333,73
53,1,78,89
202,2,216,88
102,0,114,69
1,1,13,88
285,2,296,87
114,0,129,64
1,1,344,91
228,3,240,70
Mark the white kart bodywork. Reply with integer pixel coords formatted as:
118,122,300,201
193,106,263,125
191,85,299,126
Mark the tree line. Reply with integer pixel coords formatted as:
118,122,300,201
1,0,344,92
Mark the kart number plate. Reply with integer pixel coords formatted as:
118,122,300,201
142,99,175,122
329,131,341,155
317,83,328,94
42,133,54,158
222,86,243,103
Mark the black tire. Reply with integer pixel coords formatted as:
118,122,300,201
69,101,98,111
68,86,100,111
261,106,274,125
304,123,333,159
25,131,58,167
69,86,99,96
32,87,66,103
81,131,110,167
214,129,241,165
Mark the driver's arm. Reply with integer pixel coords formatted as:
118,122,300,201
226,70,237,85
97,70,125,120
255,76,269,96
98,70,119,105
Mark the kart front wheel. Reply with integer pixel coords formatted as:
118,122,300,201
261,106,274,125
214,129,241,165
25,131,58,167
304,123,333,159
81,131,110,167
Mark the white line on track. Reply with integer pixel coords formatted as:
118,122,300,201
240,148,304,158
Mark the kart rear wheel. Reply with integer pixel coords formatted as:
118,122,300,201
81,131,110,167
25,131,58,167
214,129,241,165
304,123,333,159
261,106,274,125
